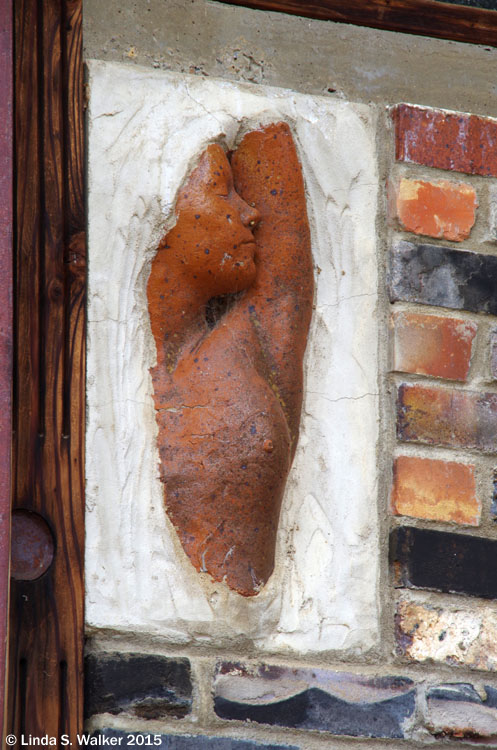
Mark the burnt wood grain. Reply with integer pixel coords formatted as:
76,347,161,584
0,0,13,736
8,0,85,740
213,0,497,48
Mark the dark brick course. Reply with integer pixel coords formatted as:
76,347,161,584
214,663,415,739
389,241,497,315
84,653,192,720
391,526,497,599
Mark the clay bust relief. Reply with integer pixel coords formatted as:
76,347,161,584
147,122,314,596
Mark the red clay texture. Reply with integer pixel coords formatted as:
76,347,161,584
392,311,476,381
147,123,314,596
391,455,479,526
393,177,477,242
393,104,497,177
397,383,497,452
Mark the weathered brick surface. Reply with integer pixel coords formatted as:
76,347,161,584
392,312,476,381
214,663,415,739
393,104,497,177
397,383,497,453
396,600,497,671
84,653,192,720
390,241,497,315
393,178,477,242
391,526,497,599
426,684,497,741
91,731,298,750
391,456,479,525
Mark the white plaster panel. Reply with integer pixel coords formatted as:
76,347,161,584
86,60,380,653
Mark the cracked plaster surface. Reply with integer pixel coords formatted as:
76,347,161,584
86,61,380,653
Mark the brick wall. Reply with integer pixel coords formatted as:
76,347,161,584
83,45,497,746
83,99,497,749
389,104,497,742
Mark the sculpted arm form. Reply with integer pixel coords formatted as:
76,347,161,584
230,123,314,451
147,123,314,595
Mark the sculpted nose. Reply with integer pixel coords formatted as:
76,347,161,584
238,197,261,229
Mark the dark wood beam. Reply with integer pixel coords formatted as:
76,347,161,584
8,0,85,739
213,0,497,48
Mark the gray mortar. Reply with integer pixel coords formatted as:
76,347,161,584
82,1,497,746
373,106,397,690
83,0,497,116
85,630,497,748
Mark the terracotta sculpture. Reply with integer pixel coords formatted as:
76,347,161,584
147,122,314,596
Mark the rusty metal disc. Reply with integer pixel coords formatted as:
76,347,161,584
10,509,54,581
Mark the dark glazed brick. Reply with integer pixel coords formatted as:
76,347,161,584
389,241,497,315
427,684,489,704
391,526,497,599
214,663,415,739
84,653,192,720
396,383,497,453
393,104,497,177
90,731,298,750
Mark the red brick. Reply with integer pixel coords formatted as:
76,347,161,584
391,455,479,525
392,312,476,381
393,104,497,177
393,178,477,242
397,383,497,452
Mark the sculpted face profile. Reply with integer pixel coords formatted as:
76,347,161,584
147,122,314,596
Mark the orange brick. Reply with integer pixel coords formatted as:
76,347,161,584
392,312,476,381
391,455,479,525
393,178,478,242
